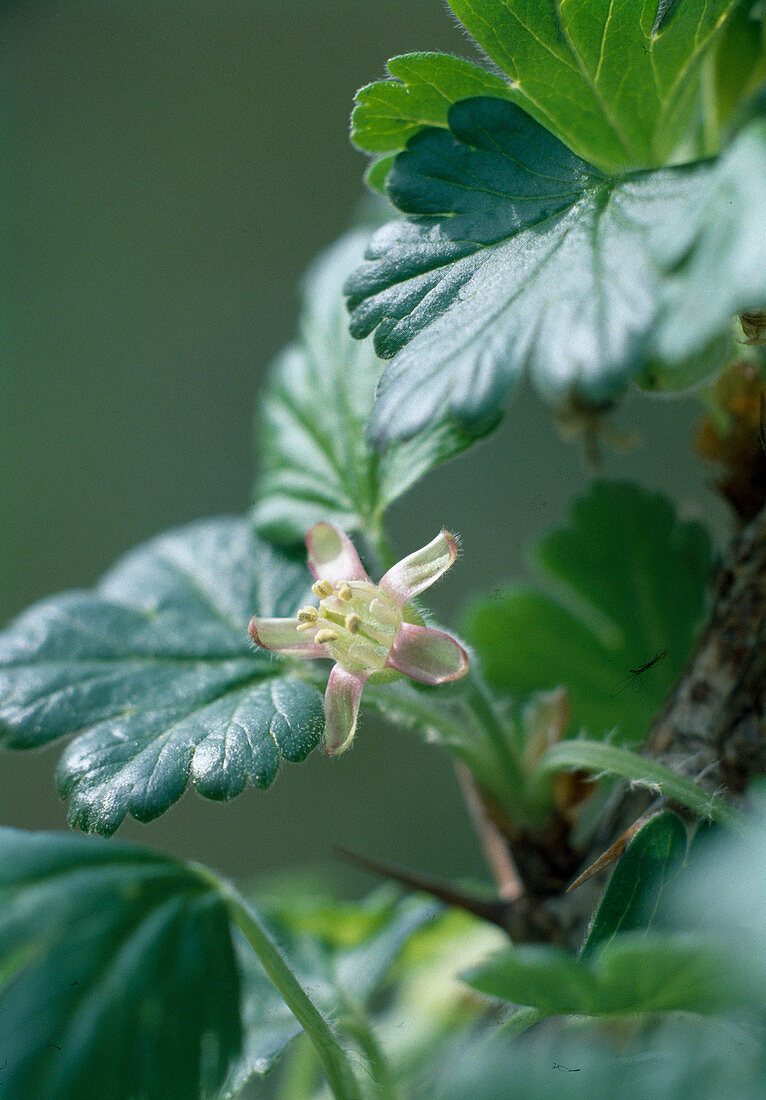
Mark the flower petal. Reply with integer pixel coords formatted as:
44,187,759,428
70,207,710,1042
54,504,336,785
323,664,368,754
379,530,458,606
386,622,469,684
248,616,326,659
306,523,368,585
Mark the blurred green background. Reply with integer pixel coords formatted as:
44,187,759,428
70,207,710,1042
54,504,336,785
2,1,728,891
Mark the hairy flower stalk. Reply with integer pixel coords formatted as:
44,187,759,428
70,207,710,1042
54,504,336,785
249,522,468,753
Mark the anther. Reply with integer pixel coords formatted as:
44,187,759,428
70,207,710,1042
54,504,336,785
338,583,353,601
314,628,338,644
345,613,362,633
297,606,318,623
296,621,317,632
312,580,334,599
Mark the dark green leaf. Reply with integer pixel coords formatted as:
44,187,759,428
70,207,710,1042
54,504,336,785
0,827,241,1100
0,519,324,833
446,0,740,170
582,811,687,957
462,481,711,744
253,231,498,546
464,931,729,1015
352,52,514,175
345,97,722,445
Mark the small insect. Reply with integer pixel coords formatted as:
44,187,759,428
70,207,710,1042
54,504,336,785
613,649,668,695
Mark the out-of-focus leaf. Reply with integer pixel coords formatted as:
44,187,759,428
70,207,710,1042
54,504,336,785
433,1015,765,1100
446,0,741,170
222,886,441,1095
0,827,241,1100
345,97,723,446
581,811,687,956
462,482,711,744
0,519,324,834
654,116,766,362
463,931,730,1016
253,231,499,546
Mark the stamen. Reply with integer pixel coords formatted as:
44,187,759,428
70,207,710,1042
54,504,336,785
338,583,353,601
296,621,317,632
315,628,338,644
312,579,334,599
345,613,362,633
297,606,318,623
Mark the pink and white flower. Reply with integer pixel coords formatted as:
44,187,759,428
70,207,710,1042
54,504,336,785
249,522,469,754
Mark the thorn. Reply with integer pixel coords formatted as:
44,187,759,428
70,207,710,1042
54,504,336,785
566,810,659,892
333,845,516,933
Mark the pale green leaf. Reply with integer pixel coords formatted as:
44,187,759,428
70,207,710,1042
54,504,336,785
253,231,498,545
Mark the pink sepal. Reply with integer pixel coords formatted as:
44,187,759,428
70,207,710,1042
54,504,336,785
306,523,368,585
386,622,469,684
323,664,368,755
379,530,458,606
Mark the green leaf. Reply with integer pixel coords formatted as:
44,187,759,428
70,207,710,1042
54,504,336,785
345,97,721,445
223,887,440,1094
655,116,766,362
253,230,499,546
434,1014,764,1099
463,930,729,1016
462,481,712,744
446,0,741,170
709,3,766,134
352,52,515,174
0,827,241,1100
0,518,324,834
536,741,740,827
581,811,687,957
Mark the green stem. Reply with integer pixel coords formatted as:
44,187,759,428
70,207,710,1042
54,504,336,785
462,674,526,806
534,740,744,830
195,869,364,1100
365,517,398,574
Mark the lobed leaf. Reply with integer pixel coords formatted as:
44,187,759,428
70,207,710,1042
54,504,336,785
351,52,515,186
0,827,242,1100
446,0,741,171
345,96,726,446
462,482,712,745
0,518,325,834
253,231,499,546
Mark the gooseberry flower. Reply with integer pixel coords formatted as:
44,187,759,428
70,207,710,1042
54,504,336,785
249,523,469,754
